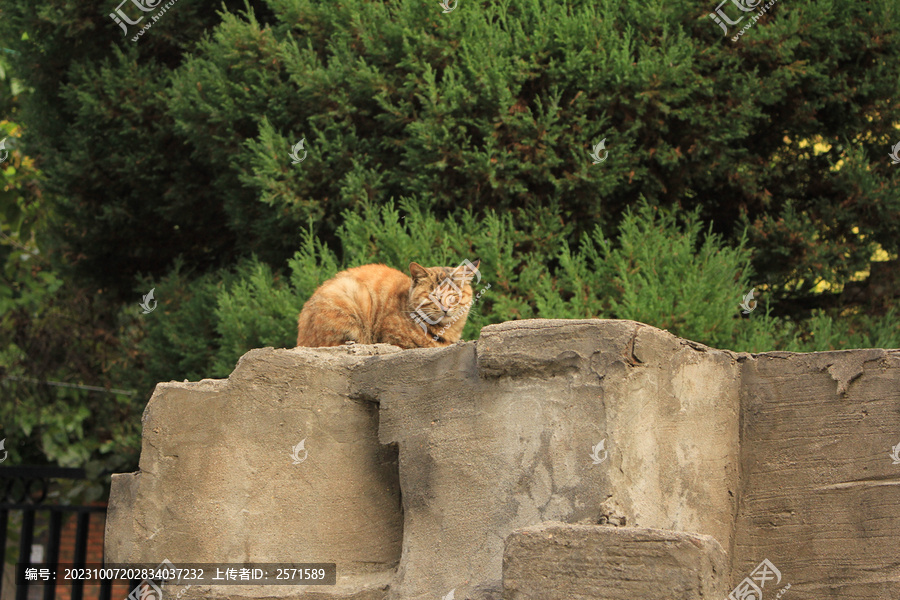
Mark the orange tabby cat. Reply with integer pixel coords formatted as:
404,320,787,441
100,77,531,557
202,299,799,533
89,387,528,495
296,260,481,349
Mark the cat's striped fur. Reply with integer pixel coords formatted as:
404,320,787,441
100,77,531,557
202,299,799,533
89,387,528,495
296,261,480,349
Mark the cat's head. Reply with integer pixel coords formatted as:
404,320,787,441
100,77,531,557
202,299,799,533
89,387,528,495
408,259,481,323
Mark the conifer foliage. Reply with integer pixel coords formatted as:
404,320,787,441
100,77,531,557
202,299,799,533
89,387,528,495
1,0,897,303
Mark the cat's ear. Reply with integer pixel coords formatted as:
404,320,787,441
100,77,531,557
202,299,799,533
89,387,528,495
409,262,429,282
452,258,481,284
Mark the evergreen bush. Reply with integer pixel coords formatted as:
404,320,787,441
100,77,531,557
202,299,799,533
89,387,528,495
130,198,899,390
1,0,896,313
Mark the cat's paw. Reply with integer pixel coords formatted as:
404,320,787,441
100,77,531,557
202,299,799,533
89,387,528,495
344,340,357,346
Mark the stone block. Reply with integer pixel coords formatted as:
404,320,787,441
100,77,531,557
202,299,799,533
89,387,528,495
503,522,728,600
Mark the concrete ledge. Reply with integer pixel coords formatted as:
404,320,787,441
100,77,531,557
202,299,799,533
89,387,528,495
503,522,728,600
104,319,900,600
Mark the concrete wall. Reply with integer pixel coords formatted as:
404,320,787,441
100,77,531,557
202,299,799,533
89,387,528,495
734,349,900,600
105,319,900,600
106,346,404,599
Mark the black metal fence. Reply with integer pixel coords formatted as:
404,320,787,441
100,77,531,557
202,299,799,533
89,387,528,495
0,466,113,600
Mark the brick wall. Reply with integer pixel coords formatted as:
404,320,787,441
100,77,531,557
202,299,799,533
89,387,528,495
31,503,131,600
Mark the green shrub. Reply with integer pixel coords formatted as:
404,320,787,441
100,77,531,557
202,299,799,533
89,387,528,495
133,198,899,389
2,0,897,314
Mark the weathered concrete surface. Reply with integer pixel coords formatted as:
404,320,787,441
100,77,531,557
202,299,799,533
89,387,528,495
155,573,391,600
360,320,741,600
733,349,900,600
106,345,405,599
105,318,900,600
503,522,728,599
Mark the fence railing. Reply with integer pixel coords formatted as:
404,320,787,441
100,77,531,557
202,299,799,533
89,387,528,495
0,466,114,600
